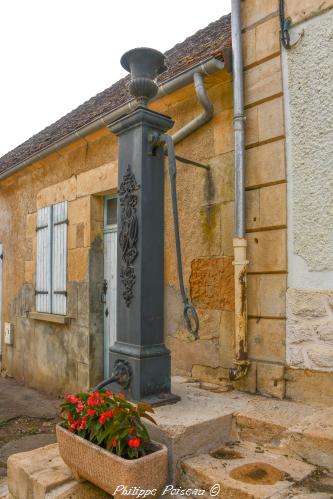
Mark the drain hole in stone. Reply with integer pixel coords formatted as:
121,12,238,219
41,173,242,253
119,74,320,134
230,463,287,485
209,447,242,460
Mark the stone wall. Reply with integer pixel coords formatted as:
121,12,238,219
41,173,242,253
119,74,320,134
0,130,119,394
237,0,288,397
287,289,333,372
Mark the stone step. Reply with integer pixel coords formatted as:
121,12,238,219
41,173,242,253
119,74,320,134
180,441,315,499
147,377,333,482
232,397,318,446
146,378,253,482
233,398,333,472
282,408,333,472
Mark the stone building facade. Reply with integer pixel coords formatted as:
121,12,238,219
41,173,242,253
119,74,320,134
0,0,332,405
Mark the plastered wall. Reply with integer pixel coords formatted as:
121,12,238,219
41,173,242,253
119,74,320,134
282,7,333,373
284,9,333,284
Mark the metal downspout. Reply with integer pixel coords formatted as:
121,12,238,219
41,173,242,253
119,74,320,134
0,58,224,181
229,0,250,381
171,72,214,145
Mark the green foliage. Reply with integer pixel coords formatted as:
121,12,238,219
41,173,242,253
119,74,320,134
60,390,156,459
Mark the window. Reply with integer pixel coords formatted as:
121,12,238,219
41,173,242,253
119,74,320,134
36,201,68,315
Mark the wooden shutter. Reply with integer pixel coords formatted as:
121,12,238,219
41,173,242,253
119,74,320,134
52,201,67,315
36,206,52,313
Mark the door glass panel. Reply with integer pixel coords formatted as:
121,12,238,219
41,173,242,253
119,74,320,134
106,197,117,226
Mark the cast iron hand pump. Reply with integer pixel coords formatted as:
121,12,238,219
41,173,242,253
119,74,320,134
96,47,198,402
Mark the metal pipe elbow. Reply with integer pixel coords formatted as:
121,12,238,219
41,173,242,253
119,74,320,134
172,72,214,145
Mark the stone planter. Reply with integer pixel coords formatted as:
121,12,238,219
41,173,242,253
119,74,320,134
56,424,168,497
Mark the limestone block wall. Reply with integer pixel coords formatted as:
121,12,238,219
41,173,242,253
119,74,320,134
237,0,288,397
0,130,118,394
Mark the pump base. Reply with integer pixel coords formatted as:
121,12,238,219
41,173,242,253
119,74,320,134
108,349,181,406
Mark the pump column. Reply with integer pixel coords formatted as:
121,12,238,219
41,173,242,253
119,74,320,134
107,48,179,405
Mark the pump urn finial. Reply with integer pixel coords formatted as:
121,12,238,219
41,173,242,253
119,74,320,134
121,47,167,107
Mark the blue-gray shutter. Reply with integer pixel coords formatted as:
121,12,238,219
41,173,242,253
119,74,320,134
52,201,67,315
36,206,52,313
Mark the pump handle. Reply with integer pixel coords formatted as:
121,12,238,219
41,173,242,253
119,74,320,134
159,133,199,339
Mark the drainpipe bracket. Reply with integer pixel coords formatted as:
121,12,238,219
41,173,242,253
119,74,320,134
229,360,251,381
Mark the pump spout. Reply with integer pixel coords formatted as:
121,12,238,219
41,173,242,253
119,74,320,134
94,359,132,391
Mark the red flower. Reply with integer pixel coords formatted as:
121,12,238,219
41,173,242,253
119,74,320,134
76,402,85,413
128,437,140,448
106,390,112,397
87,408,95,417
79,417,87,430
67,412,75,424
112,440,117,447
87,392,104,407
66,394,80,404
117,393,125,399
99,410,113,424
69,424,76,433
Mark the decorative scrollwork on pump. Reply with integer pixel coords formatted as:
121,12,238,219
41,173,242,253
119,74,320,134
118,165,140,307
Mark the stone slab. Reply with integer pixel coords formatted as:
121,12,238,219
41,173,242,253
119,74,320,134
181,441,314,499
7,444,72,499
7,444,110,499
